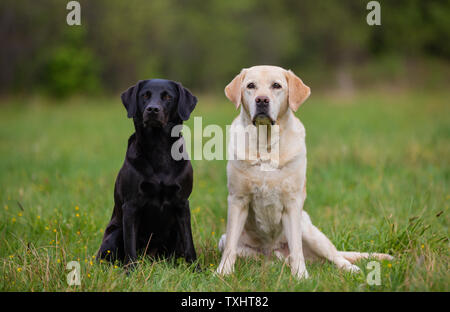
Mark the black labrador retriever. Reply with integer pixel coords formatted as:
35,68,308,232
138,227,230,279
97,79,198,269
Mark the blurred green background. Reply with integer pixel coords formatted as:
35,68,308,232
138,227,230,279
0,0,449,97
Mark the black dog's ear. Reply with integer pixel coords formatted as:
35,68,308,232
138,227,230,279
175,82,197,121
121,80,145,118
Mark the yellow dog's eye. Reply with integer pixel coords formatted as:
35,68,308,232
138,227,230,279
272,83,281,89
247,82,255,89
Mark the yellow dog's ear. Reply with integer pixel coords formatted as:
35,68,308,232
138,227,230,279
285,70,311,112
225,69,246,108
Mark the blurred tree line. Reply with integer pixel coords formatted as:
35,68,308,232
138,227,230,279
0,0,449,97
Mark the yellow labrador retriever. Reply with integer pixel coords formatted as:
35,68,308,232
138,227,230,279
217,65,393,279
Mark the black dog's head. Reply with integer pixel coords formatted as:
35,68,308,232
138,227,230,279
121,79,197,127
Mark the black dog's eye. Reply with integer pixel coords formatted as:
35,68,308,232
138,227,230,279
143,91,151,100
247,82,256,89
162,93,172,101
272,82,282,89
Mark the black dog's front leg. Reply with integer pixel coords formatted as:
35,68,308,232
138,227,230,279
122,203,139,271
175,200,197,264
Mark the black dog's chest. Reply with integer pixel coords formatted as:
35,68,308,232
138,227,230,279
139,178,181,204
144,192,179,213
138,196,178,245
141,199,177,226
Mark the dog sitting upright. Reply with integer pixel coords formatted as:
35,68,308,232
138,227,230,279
216,66,393,279
97,79,198,269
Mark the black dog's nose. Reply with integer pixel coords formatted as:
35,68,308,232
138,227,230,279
255,96,270,107
146,105,160,114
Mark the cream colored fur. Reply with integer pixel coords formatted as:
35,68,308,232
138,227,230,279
217,65,393,279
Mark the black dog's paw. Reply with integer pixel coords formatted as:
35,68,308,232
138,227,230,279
185,258,202,273
192,263,203,273
124,261,138,275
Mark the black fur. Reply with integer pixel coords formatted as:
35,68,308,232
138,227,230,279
97,79,198,269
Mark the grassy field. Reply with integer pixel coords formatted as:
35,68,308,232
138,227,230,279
0,90,448,291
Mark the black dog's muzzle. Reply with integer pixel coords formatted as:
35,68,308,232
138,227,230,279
143,104,165,127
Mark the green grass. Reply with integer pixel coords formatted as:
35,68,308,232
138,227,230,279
0,90,448,291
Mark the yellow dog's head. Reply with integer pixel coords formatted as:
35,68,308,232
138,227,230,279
225,65,310,125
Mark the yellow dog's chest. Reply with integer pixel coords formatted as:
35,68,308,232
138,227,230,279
245,181,285,243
